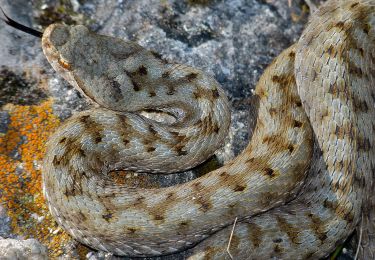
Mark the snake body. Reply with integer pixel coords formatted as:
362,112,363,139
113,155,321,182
41,0,375,258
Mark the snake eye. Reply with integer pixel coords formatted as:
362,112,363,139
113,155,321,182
58,57,72,70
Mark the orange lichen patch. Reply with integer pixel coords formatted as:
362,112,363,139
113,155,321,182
0,99,86,258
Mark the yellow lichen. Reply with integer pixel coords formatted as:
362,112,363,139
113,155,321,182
0,99,84,258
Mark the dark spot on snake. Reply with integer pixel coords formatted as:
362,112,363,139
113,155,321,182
233,184,246,192
162,71,170,78
363,23,370,35
357,136,371,151
102,213,113,221
326,45,336,57
80,115,90,124
273,244,283,254
122,138,130,146
311,69,317,82
192,181,204,191
271,74,294,88
109,79,123,101
287,144,294,153
185,72,198,82
273,238,283,243
350,2,359,8
59,137,67,144
177,221,190,233
175,145,187,156
293,120,303,128
167,84,175,95
248,223,262,248
137,65,148,75
197,198,212,212
154,214,164,221
334,21,345,29
78,148,86,157
124,70,141,91
275,215,300,244
358,48,364,57
288,51,295,59
95,136,102,144
149,91,156,97
219,171,230,180
260,191,280,208
166,192,175,200
264,168,276,178
127,227,137,234
147,146,156,152
269,108,277,117
148,125,158,135
77,211,87,221
295,100,302,107
213,124,220,134
132,81,141,91
134,196,146,207
52,156,60,166
212,88,220,98
349,61,363,76
307,213,328,242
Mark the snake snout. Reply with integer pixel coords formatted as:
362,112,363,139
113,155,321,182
44,24,70,47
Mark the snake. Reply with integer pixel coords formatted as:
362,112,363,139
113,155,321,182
3,0,374,258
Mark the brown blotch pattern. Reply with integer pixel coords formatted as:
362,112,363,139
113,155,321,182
275,215,300,244
185,72,198,82
233,184,246,192
137,65,148,75
102,213,113,222
162,71,170,78
79,115,104,144
247,223,263,248
127,227,137,234
306,213,328,243
357,135,371,152
271,74,295,89
108,79,124,102
353,95,369,113
293,120,303,128
350,2,359,8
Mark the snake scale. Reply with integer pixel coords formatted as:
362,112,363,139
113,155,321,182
37,0,375,258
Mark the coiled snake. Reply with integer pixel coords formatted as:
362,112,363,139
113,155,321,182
18,0,374,258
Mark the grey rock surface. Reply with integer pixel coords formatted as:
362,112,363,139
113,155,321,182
0,0,355,259
0,237,48,260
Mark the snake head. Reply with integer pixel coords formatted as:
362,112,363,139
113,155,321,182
42,24,92,72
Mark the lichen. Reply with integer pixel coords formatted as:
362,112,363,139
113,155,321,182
0,99,87,258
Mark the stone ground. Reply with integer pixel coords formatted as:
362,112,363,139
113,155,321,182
0,0,356,259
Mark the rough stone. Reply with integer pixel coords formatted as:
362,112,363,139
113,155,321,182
0,237,48,260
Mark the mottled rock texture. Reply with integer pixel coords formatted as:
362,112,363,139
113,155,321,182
0,237,47,260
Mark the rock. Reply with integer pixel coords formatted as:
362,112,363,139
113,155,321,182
0,237,48,260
